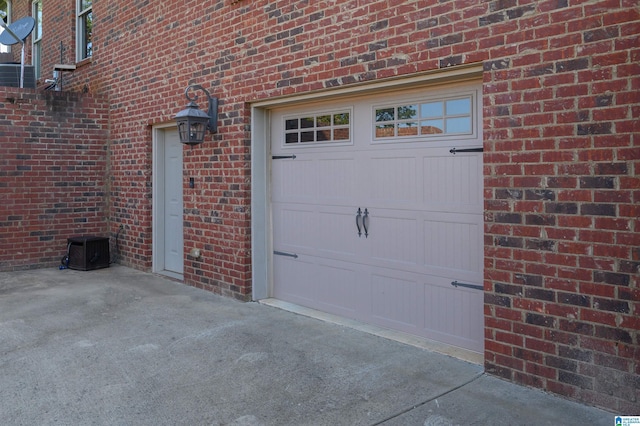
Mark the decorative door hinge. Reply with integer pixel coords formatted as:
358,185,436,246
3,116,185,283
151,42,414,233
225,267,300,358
274,250,298,259
451,280,483,291
449,147,483,154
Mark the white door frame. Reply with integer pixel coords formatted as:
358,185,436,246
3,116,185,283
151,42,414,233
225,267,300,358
152,124,184,280
250,64,483,300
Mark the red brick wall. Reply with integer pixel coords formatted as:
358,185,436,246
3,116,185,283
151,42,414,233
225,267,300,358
480,2,639,413
42,0,77,82
0,88,109,270
9,0,639,411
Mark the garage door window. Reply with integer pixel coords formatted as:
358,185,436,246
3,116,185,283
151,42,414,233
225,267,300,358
374,95,473,140
284,110,351,145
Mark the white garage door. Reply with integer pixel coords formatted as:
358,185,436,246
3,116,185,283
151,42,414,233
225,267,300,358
271,82,484,353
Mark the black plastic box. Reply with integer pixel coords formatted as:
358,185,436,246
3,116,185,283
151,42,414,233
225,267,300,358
67,236,110,271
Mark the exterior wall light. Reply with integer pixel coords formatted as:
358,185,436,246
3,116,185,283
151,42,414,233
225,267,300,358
174,84,218,146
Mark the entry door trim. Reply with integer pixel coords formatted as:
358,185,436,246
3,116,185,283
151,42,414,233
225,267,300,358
152,124,184,280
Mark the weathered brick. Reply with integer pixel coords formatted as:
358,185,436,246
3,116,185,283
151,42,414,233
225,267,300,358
580,176,615,188
524,189,556,200
555,58,590,73
583,26,620,43
558,371,594,390
525,214,556,226
495,236,524,248
580,204,616,216
593,271,630,286
525,239,556,251
577,123,612,135
485,363,514,380
546,355,577,372
545,203,578,214
525,337,557,354
485,293,512,307
513,274,543,287
594,326,632,344
525,287,556,302
494,213,523,223
558,293,591,307
495,188,523,199
495,282,522,296
559,346,593,363
526,313,556,328
593,298,630,313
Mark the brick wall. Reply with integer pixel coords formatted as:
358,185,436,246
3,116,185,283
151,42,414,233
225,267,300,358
480,2,639,413
9,0,639,411
42,0,77,83
0,88,109,271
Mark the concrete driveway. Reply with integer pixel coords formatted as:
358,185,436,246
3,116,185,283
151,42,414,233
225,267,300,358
0,266,612,425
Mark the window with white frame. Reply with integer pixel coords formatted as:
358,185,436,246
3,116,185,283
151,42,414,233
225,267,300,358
76,0,92,61
283,110,352,145
0,0,11,54
32,0,42,78
373,95,474,140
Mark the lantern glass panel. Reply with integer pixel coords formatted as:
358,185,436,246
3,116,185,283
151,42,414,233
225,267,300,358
189,121,206,143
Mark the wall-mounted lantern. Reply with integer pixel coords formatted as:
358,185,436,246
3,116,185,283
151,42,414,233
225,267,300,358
174,84,218,146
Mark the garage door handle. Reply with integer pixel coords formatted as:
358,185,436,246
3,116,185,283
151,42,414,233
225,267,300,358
356,208,362,237
362,208,369,238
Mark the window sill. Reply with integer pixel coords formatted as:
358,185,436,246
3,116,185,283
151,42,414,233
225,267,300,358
75,57,92,68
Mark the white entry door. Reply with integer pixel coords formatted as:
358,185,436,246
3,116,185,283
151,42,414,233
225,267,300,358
164,129,184,274
154,128,184,277
270,82,484,353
